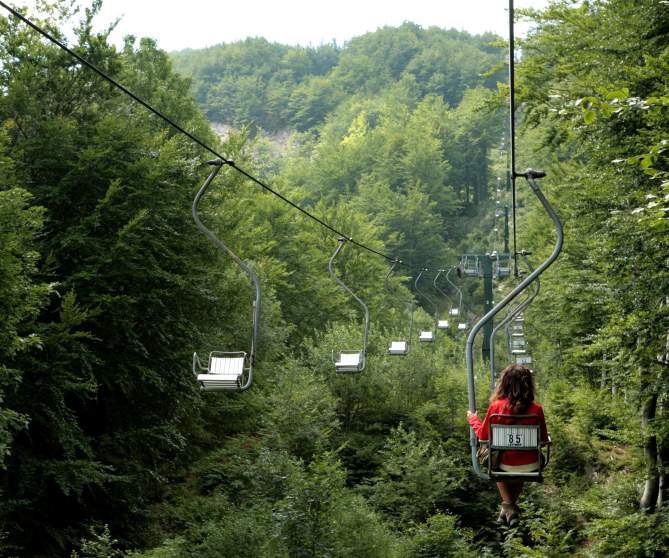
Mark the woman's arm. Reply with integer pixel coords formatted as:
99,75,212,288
467,408,491,440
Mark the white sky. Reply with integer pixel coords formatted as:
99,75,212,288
12,0,550,51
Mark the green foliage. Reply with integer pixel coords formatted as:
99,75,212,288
272,451,397,557
585,511,669,558
368,424,467,527
72,525,127,558
172,24,504,134
400,513,476,558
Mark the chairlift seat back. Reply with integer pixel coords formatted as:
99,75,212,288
483,413,549,481
457,323,467,330
516,355,533,365
449,308,460,316
437,319,450,329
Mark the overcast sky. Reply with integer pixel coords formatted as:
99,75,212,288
12,0,551,51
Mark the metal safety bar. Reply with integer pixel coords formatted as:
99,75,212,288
466,170,563,480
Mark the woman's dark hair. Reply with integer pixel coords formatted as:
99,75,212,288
490,364,536,414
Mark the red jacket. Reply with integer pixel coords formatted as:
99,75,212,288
468,398,548,466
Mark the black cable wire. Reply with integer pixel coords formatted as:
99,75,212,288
508,0,519,276
0,1,430,270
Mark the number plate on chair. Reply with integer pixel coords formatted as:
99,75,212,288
491,425,538,449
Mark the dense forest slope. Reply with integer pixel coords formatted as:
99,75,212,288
0,1,668,557
170,24,502,133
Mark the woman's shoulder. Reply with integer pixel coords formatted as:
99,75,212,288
528,400,544,413
489,398,509,411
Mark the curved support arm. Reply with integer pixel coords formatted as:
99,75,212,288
328,238,370,358
489,253,540,391
193,159,262,391
466,169,563,479
445,266,464,313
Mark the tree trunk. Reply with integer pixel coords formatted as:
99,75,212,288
640,391,659,512
657,397,669,510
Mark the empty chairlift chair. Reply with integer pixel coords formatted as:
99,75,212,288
328,238,369,373
384,260,413,356
515,354,533,366
388,340,409,355
510,335,528,354
193,351,247,391
415,270,437,343
445,266,465,320
433,269,452,330
495,252,512,278
460,254,482,278
191,159,261,392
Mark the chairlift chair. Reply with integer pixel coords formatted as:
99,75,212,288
384,261,414,356
191,160,260,392
334,349,366,373
478,414,551,481
515,354,533,365
495,253,512,278
193,351,249,391
510,337,527,354
460,254,482,278
329,238,369,373
388,341,408,355
458,322,468,331
419,330,435,342
433,269,454,331
415,270,438,343
445,267,465,317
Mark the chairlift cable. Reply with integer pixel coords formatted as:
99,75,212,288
509,0,519,277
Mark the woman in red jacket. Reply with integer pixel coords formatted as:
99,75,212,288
466,364,548,526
